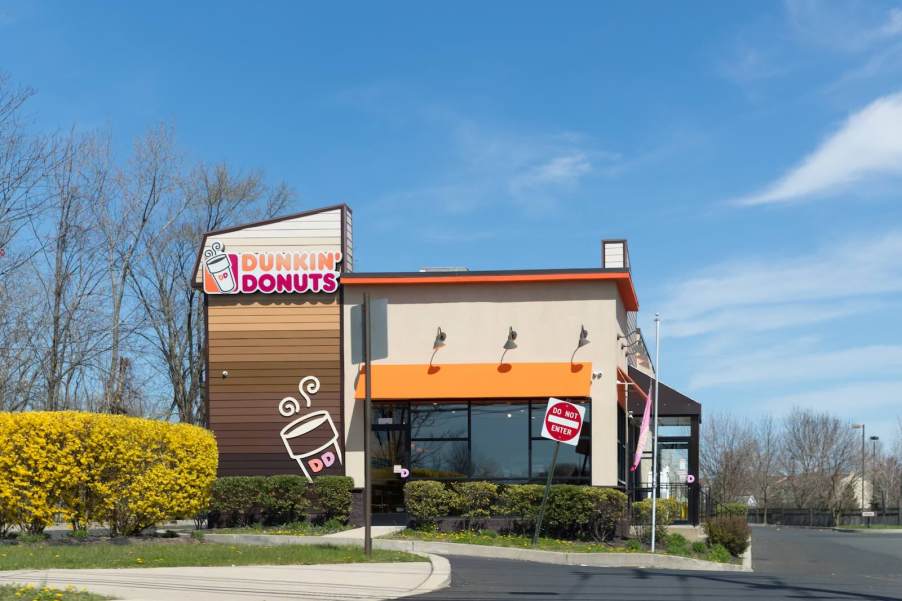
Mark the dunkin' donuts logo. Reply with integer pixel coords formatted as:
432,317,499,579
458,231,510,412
278,376,343,483
203,240,341,294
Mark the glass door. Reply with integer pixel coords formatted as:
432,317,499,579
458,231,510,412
371,404,409,513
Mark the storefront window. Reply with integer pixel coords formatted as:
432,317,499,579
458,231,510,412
658,416,691,437
373,404,408,426
532,438,590,481
411,404,468,439
471,403,529,479
410,440,469,478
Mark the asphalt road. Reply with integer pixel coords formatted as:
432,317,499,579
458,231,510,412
411,525,902,600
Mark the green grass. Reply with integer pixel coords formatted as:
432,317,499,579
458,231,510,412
390,529,738,563
390,529,629,553
0,583,110,600
0,541,424,570
211,520,348,536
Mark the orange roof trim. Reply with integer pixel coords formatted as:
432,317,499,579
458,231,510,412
343,271,639,311
355,362,593,400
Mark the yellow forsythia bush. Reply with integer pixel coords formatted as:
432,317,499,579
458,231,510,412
0,412,217,535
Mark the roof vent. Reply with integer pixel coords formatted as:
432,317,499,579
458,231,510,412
602,240,629,270
419,267,470,272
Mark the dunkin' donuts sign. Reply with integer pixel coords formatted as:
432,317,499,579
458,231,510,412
203,240,342,294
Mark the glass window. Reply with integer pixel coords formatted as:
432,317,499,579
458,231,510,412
373,404,408,426
471,403,529,479
658,416,691,437
411,404,468,439
532,438,590,482
410,440,469,478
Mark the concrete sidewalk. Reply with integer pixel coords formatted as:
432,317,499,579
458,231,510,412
0,558,450,601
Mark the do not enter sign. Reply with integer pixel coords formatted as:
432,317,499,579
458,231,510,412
540,398,585,446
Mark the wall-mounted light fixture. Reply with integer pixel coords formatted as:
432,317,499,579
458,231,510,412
221,370,229,379
433,327,447,349
429,327,447,367
571,325,590,364
500,326,517,365
617,328,640,341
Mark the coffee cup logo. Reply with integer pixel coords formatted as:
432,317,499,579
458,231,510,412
278,375,343,483
204,241,237,293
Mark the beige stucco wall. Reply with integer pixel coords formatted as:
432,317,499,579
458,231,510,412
341,280,629,488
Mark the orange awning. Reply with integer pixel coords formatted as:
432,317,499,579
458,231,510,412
355,362,592,400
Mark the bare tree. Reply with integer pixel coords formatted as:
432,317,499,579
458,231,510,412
93,126,176,414
781,407,857,514
750,414,781,521
128,163,290,424
700,412,755,504
28,133,108,410
0,73,49,278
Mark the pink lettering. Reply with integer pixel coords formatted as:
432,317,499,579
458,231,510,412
258,273,276,293
322,451,335,467
241,274,257,292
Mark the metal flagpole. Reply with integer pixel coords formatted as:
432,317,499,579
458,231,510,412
651,313,661,553
363,293,373,557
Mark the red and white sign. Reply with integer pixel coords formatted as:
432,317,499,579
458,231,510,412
540,398,585,446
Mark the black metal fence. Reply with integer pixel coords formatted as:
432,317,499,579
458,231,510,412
746,508,902,527
630,483,701,524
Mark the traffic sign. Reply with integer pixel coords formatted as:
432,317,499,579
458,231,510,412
540,398,585,446
861,511,876,517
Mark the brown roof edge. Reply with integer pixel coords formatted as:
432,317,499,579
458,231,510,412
191,204,351,289
627,365,702,419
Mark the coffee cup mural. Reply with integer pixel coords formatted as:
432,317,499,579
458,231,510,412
278,375,343,482
204,241,237,293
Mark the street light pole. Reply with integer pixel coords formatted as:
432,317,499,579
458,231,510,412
852,424,865,518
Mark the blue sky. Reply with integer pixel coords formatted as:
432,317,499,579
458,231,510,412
2,0,901,439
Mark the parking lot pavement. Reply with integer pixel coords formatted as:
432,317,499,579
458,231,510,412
411,525,902,600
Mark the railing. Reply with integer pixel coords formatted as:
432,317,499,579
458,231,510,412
631,483,700,523
747,508,902,527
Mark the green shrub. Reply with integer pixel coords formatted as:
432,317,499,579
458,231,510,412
691,541,707,554
631,497,680,543
664,532,690,556
543,485,627,540
590,487,628,542
497,484,544,529
705,543,732,563
624,538,642,551
210,477,265,526
260,476,309,525
450,482,499,520
311,476,353,524
716,502,748,517
405,481,452,527
704,515,750,557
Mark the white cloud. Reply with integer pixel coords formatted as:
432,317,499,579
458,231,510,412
509,152,592,194
689,344,902,390
733,92,902,206
785,0,902,53
663,231,902,336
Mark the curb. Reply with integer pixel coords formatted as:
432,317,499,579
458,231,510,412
399,554,451,597
832,527,902,534
204,533,751,572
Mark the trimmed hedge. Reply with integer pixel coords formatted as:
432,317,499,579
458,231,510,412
631,497,681,543
209,475,353,527
0,411,217,535
404,480,628,540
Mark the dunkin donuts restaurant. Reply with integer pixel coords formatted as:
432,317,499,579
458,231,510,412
194,204,703,523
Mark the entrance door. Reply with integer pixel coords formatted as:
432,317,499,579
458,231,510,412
371,404,409,514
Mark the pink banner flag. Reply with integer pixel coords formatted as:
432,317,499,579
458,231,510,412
630,386,652,472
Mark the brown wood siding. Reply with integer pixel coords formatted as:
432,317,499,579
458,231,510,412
207,293,344,477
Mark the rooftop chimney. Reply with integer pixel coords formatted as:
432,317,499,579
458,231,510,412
602,240,629,270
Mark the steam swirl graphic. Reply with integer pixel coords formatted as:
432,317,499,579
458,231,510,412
278,375,321,417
